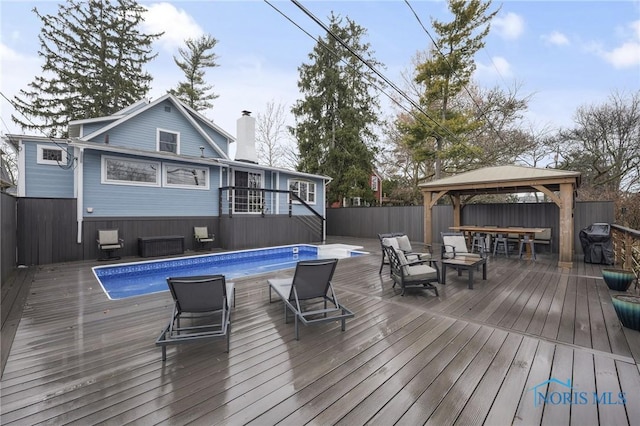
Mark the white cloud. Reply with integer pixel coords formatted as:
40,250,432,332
542,31,570,46
493,12,525,40
591,20,640,68
602,41,640,68
475,56,513,81
142,2,204,52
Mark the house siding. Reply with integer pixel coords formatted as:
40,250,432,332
193,115,230,155
279,173,325,215
82,121,116,137
23,141,74,198
82,151,221,217
86,100,225,158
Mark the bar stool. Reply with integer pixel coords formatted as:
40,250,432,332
471,232,487,254
493,233,509,257
519,235,536,260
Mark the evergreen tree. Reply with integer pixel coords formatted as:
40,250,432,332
405,0,498,178
291,13,383,205
12,0,161,137
169,34,219,111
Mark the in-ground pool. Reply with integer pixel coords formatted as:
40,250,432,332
93,244,366,300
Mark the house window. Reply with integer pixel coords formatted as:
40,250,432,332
37,145,67,165
289,179,316,204
371,175,379,191
233,170,263,213
102,156,160,186
164,164,208,189
157,129,179,154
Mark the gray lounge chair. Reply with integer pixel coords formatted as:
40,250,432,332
156,275,234,361
97,229,124,260
268,259,354,340
382,243,439,296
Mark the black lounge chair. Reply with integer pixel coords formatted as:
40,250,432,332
97,229,124,260
268,259,354,340
382,243,439,296
156,275,234,361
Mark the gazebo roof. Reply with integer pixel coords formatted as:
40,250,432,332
419,165,581,195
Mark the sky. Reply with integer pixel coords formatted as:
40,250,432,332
1,0,639,154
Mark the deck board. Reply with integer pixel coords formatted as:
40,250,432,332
1,236,640,425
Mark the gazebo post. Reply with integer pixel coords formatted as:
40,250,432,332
423,191,433,245
558,182,574,268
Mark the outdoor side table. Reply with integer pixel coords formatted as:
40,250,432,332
441,257,487,289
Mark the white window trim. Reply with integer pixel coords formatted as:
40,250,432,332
37,144,68,166
101,155,161,187
288,178,317,205
163,163,209,190
156,128,180,154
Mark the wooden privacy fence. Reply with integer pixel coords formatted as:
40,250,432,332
327,201,615,254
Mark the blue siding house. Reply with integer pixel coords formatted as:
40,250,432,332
6,94,330,260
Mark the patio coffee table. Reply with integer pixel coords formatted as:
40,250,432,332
441,257,487,289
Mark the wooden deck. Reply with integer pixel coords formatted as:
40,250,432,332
2,237,640,425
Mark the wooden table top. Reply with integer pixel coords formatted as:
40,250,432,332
449,226,546,235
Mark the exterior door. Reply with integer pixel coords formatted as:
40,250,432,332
233,170,263,213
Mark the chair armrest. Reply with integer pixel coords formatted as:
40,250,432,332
409,242,433,255
441,245,457,258
405,258,434,267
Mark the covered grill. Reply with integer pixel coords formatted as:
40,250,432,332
579,223,614,265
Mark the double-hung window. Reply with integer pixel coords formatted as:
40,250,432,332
157,129,179,154
289,179,316,204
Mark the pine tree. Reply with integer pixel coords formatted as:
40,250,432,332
11,0,161,137
406,0,498,178
291,13,383,205
169,34,219,111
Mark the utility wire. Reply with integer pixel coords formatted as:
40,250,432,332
266,0,462,144
404,0,509,145
264,0,447,140
290,0,461,143
0,90,76,170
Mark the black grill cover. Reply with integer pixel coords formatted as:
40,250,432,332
579,223,614,264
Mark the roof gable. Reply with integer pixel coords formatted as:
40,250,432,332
80,94,230,159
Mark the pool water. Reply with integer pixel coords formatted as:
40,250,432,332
93,244,365,300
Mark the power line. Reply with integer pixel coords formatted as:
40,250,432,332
264,0,461,144
404,0,510,146
0,90,76,170
263,0,439,138
290,0,462,143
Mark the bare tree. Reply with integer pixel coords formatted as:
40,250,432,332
560,90,640,193
256,100,297,169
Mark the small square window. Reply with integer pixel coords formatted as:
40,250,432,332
158,129,179,154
